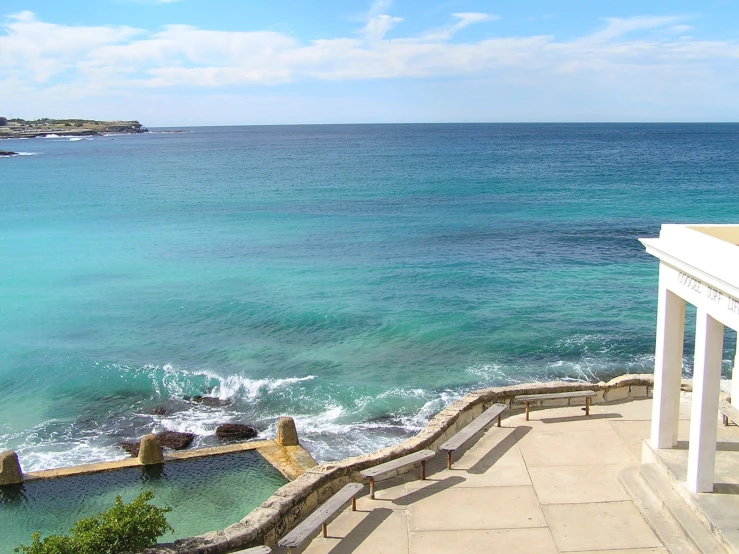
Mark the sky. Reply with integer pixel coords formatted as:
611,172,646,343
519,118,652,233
1,0,738,125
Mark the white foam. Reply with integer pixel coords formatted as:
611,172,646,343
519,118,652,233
69,137,84,141
13,437,128,472
212,374,315,401
15,152,39,156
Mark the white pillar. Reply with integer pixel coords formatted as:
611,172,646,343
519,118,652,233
651,277,686,450
732,344,739,409
687,308,724,493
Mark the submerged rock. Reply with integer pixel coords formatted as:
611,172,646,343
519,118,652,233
117,430,195,457
157,431,195,450
118,441,141,457
215,423,258,441
185,395,233,407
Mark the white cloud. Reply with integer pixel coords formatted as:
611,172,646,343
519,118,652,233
416,12,499,42
1,11,738,122
368,0,393,19
587,15,682,42
361,14,403,42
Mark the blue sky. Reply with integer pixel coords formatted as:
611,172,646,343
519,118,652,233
1,0,738,125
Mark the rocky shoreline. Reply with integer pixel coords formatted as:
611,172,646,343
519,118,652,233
0,118,148,139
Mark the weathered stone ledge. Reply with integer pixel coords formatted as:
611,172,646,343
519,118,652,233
141,373,659,554
22,439,314,483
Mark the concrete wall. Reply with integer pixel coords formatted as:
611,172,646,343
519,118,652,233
142,374,655,554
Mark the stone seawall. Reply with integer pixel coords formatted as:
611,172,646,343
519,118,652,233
143,373,656,554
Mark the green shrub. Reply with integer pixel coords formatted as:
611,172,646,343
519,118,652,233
15,491,173,554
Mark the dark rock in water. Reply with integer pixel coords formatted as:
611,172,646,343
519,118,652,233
215,423,258,441
185,395,232,407
117,430,195,457
153,406,168,416
157,431,194,450
0,151,17,157
118,441,140,457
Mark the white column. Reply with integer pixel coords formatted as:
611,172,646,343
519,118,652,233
650,275,686,450
732,344,739,409
687,308,724,493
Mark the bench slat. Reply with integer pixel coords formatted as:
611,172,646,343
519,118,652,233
514,390,596,402
278,483,364,549
231,547,272,554
360,449,435,478
719,400,739,423
441,404,507,453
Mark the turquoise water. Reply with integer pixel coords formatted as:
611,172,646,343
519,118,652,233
0,451,286,553
1,124,738,469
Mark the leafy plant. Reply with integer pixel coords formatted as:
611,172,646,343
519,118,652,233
15,490,173,554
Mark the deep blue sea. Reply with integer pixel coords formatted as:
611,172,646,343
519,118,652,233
1,123,738,470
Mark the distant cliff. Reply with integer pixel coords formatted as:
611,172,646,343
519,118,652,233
0,118,148,138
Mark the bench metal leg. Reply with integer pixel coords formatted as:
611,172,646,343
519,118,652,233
525,402,530,421
497,413,502,427
447,451,453,470
322,523,328,538
369,477,375,500
352,497,357,511
421,459,427,480
585,396,591,416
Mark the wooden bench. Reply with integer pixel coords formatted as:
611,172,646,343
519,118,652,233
232,547,272,554
514,390,597,421
440,403,507,469
277,482,363,553
360,449,435,499
720,400,739,426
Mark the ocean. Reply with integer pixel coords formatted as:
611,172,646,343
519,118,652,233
1,123,738,471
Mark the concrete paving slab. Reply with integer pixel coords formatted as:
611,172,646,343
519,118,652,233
355,475,407,511
300,398,677,554
507,409,616,433
407,428,531,488
592,397,693,421
302,507,408,554
543,501,663,552
408,486,546,531
517,426,636,466
409,527,558,554
529,465,630,504
574,549,669,554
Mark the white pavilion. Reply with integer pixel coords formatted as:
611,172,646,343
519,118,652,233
640,224,739,494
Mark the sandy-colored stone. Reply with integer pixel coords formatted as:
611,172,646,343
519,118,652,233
138,434,164,465
407,486,546,531
528,465,629,504
303,507,408,554
604,386,631,402
516,427,636,466
355,475,407,510
0,451,23,485
410,528,559,554
276,416,300,447
574,550,668,554
408,428,531,489
543,502,662,552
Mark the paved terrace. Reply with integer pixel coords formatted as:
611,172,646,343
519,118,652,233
301,396,738,554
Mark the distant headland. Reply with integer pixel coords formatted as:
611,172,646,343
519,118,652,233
0,117,148,139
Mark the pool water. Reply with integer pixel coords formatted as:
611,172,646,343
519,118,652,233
0,451,286,553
